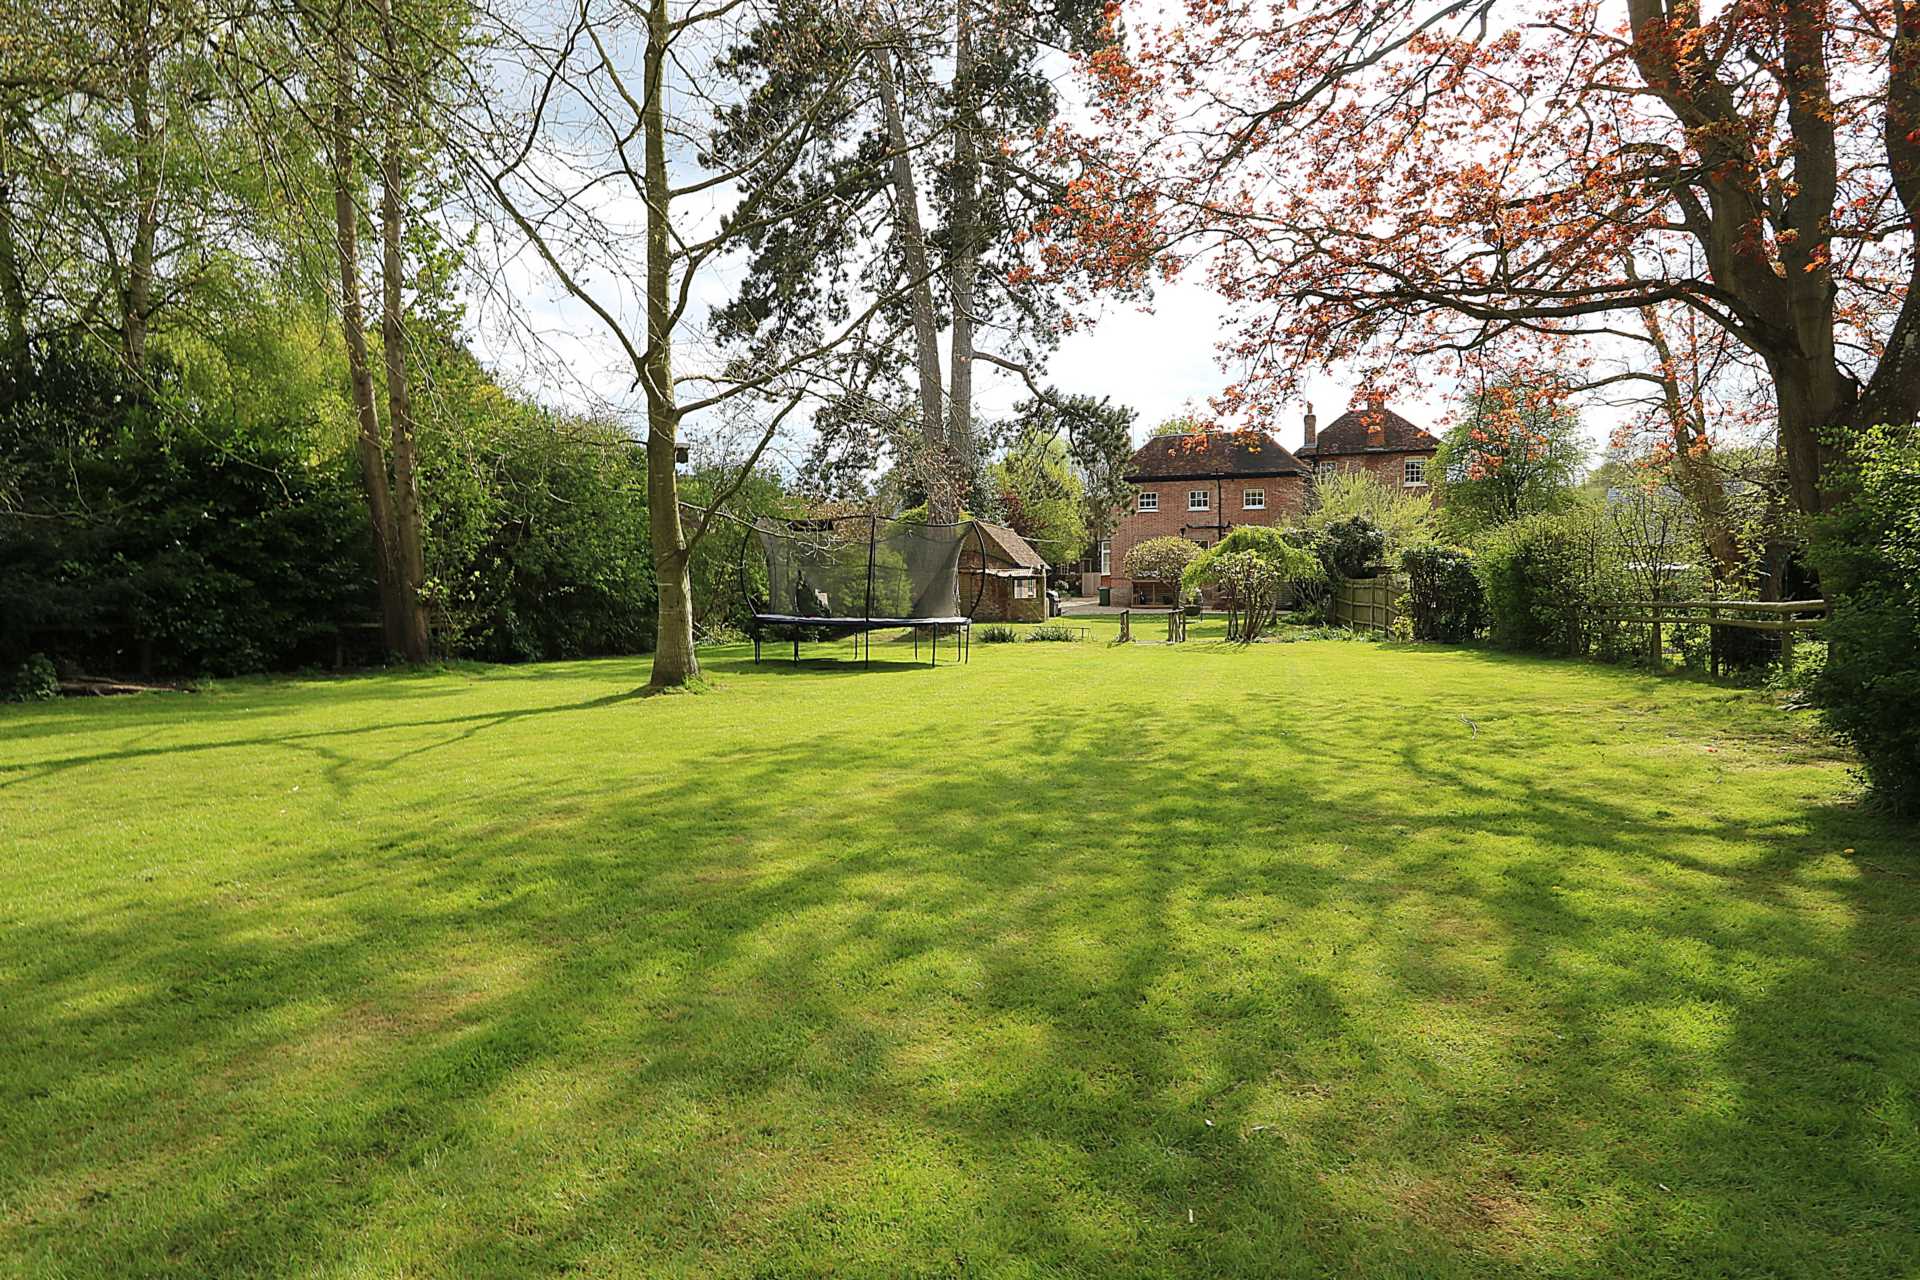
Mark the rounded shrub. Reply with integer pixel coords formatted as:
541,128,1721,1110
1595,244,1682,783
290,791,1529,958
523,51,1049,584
5,654,60,703
1473,505,1627,655
1316,516,1387,580
1401,546,1486,642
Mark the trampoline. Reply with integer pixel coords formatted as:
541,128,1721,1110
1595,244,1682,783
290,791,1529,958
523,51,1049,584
746,515,988,666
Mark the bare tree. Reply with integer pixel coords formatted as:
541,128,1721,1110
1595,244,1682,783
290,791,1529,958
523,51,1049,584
470,0,932,687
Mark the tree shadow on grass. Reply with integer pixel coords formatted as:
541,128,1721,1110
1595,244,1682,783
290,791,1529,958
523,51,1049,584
1,661,1915,1276
0,686,659,795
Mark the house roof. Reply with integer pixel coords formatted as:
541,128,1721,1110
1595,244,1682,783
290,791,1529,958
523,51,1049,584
1297,405,1439,457
973,521,1048,571
1124,431,1308,482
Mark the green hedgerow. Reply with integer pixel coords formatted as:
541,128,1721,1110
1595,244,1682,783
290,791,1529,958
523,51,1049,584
1810,421,1920,815
1401,546,1487,642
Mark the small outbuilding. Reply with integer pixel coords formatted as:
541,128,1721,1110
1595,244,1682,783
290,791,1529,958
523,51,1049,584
961,522,1050,623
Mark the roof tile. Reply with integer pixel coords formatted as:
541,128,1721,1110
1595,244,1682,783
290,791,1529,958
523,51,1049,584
1298,405,1438,457
1125,431,1308,481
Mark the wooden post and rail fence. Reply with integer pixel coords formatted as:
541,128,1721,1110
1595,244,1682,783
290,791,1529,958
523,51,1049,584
1596,598,1828,674
1328,575,1827,673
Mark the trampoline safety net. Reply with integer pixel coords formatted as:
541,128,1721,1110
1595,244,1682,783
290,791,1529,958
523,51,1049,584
754,515,977,622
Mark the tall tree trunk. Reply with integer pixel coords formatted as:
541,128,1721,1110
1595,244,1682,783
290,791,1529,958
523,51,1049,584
329,13,407,655
376,0,431,662
643,0,697,688
873,46,951,519
0,151,29,392
123,0,157,373
944,0,980,508
1769,355,1851,519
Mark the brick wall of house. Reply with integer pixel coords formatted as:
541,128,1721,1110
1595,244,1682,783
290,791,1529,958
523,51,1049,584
1307,450,1434,492
962,572,1046,622
1110,475,1309,605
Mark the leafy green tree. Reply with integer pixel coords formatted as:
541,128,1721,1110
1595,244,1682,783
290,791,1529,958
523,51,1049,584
1432,385,1587,535
1124,536,1200,604
1304,470,1434,558
1149,415,1207,438
991,428,1087,565
999,392,1135,559
1183,526,1322,642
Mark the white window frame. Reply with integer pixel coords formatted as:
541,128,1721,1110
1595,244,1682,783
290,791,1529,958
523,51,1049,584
1188,489,1210,511
1013,578,1037,599
1242,487,1266,510
1137,490,1158,512
1403,457,1428,487
1315,460,1337,479
1098,539,1111,575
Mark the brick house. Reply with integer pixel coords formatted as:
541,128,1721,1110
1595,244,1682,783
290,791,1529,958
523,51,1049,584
960,521,1050,622
1294,391,1441,492
1104,431,1310,606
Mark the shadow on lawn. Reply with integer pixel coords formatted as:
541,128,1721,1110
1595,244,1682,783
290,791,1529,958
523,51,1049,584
2,663,1916,1276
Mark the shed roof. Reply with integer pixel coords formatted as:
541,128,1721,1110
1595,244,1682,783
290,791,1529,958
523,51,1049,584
973,521,1049,571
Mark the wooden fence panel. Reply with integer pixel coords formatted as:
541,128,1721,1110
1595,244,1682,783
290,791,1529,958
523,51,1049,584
1333,575,1397,634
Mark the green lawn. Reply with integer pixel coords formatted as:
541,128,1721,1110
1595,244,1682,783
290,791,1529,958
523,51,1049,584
2,620,1916,1278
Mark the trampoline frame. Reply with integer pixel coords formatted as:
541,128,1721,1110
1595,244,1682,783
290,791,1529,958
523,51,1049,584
743,515,987,668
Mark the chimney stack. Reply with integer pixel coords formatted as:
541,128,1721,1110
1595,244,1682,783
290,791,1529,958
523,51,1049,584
1366,388,1386,413
1302,403,1317,448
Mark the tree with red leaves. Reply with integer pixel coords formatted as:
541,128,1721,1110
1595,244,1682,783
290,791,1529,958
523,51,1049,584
1046,0,1920,517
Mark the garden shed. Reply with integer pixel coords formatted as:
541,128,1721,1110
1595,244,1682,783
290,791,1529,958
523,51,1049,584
961,522,1050,623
